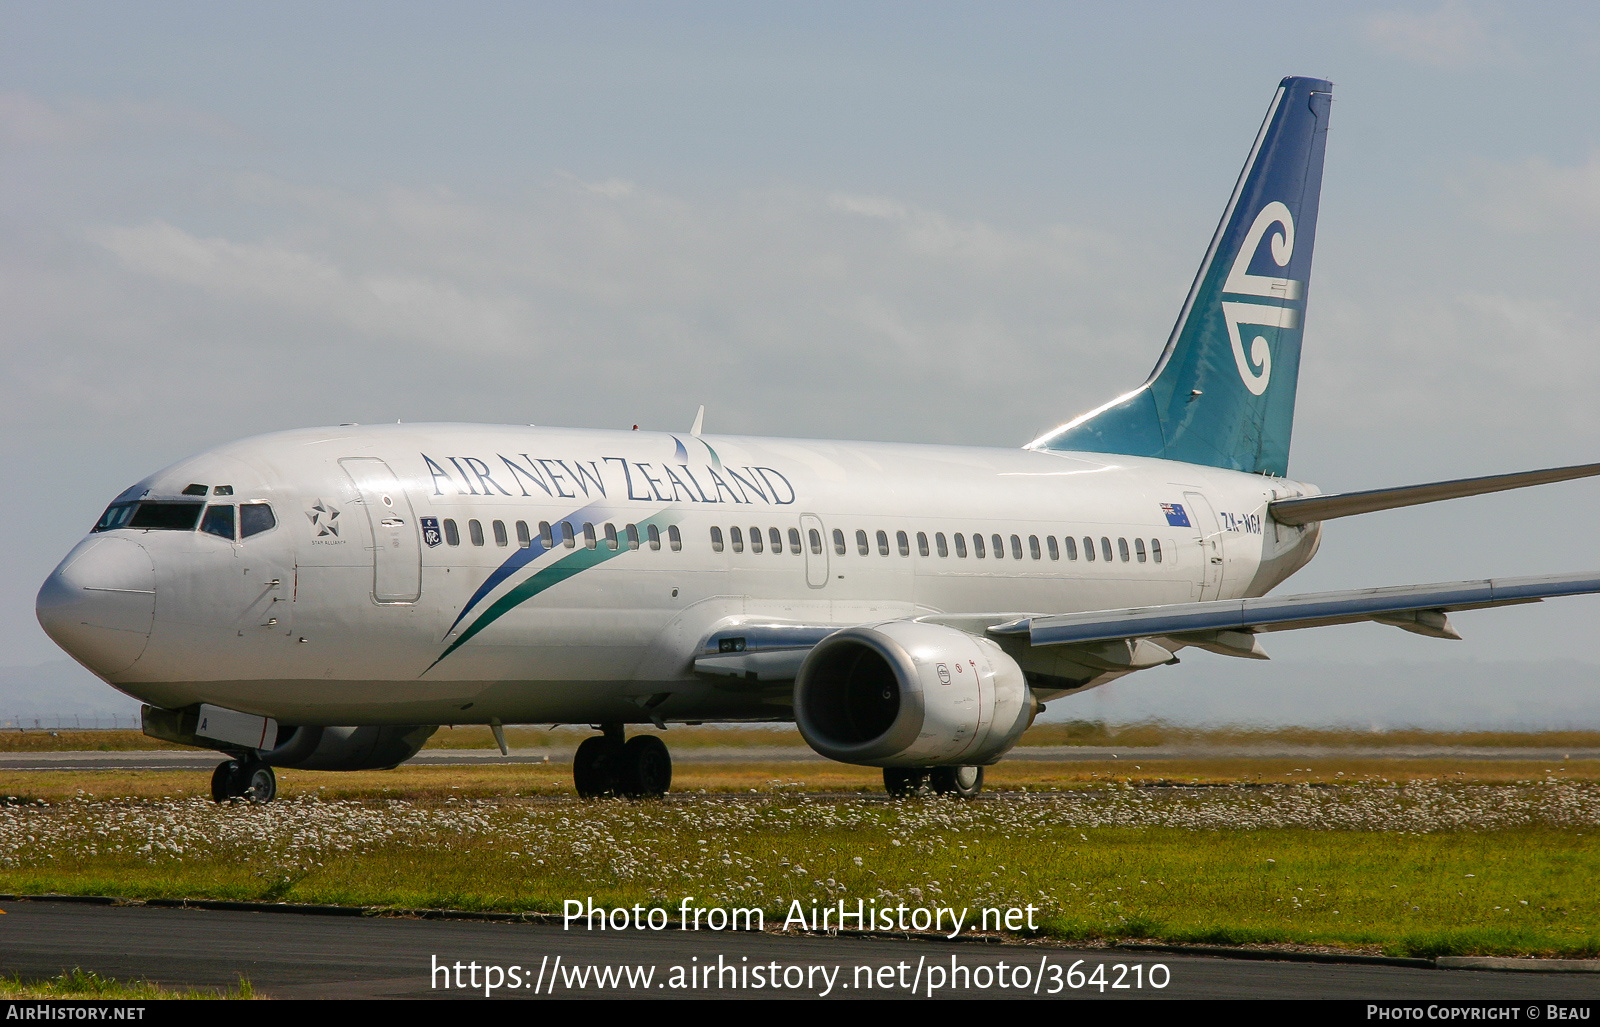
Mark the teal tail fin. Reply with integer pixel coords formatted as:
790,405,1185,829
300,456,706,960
1030,76,1332,477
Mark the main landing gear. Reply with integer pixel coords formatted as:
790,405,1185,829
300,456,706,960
573,724,672,799
210,758,277,803
883,766,984,799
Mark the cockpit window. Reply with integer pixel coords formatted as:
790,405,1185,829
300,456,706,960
128,502,204,531
92,503,138,532
239,503,276,538
201,504,236,540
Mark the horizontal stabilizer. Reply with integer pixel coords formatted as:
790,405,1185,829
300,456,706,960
990,571,1600,648
1271,461,1600,525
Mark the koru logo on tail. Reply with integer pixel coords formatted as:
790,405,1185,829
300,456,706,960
1220,202,1303,395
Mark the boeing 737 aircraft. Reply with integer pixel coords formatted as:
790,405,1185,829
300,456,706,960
36,77,1600,803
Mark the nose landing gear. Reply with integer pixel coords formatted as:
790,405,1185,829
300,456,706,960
883,765,983,799
573,725,673,799
210,758,277,803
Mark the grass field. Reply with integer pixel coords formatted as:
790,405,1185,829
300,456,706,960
6,723,1600,753
1,760,1597,959
0,968,252,1000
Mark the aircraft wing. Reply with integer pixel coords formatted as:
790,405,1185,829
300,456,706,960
986,571,1600,654
691,572,1600,686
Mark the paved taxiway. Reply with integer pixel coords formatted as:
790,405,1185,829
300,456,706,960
2,901,1598,1000
6,746,1598,772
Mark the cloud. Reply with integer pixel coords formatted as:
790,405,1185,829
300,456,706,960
1457,149,1600,232
0,91,244,148
1362,2,1514,68
56,173,1148,446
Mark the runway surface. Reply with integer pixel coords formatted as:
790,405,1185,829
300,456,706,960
5,746,1598,772
1,901,1598,1000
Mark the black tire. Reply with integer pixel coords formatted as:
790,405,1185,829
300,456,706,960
239,762,277,803
619,736,672,799
211,759,277,803
883,767,929,798
573,736,622,798
210,760,239,803
929,765,984,799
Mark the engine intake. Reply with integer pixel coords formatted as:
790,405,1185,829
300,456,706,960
794,621,1036,767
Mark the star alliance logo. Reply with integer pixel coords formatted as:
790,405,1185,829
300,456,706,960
306,499,340,537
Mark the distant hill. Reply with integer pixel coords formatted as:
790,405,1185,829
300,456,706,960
0,660,141,726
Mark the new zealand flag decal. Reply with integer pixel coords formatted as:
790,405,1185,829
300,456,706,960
421,516,443,548
1161,503,1191,527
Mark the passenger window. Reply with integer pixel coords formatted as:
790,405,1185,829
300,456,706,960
492,520,508,547
129,501,205,531
444,519,460,546
896,530,910,557
561,521,576,549
773,527,786,554
583,523,597,550
1118,537,1130,562
856,530,869,556
992,534,1004,559
1046,536,1058,561
516,521,531,549
626,524,641,551
1135,538,1147,562
807,528,821,555
1011,534,1023,560
731,526,744,553
667,525,682,551
833,528,846,556
876,530,889,556
711,526,725,552
1064,536,1077,560
917,531,929,557
1101,537,1114,562
604,523,619,551
1082,536,1094,562
935,532,948,557
469,519,485,546
790,527,804,554
1152,538,1163,564
954,533,967,558
239,503,276,539
745,527,760,553
648,524,662,551
539,521,554,548
201,505,235,540
973,534,986,558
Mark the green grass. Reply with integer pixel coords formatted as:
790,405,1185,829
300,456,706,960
0,967,253,999
1,782,1596,959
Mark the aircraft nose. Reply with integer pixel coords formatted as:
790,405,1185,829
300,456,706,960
36,537,156,677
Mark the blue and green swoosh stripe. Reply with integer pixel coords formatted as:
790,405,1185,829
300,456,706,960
426,508,679,671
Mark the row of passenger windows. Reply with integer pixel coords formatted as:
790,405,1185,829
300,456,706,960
709,526,1165,564
441,518,684,552
93,500,277,540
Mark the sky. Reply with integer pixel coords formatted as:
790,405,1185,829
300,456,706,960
4,1,1599,727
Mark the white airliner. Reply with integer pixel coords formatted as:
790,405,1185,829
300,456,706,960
36,77,1600,803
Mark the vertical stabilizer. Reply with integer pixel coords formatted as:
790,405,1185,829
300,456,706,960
1030,77,1332,477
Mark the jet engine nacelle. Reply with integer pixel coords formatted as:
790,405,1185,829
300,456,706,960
142,704,436,771
794,621,1036,768
261,724,438,771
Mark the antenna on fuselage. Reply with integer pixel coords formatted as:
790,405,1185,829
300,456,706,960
690,405,705,437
